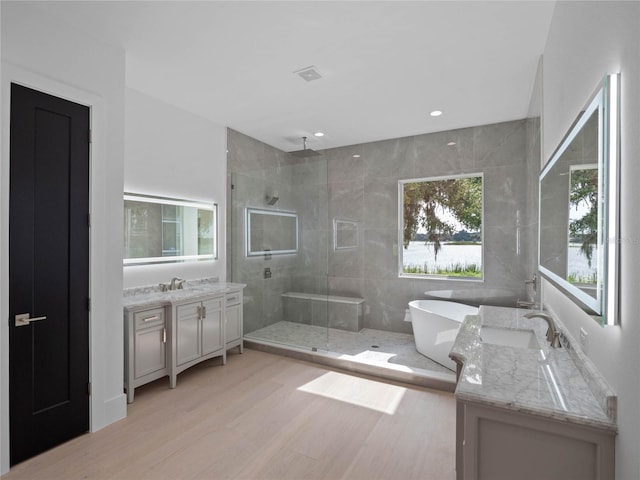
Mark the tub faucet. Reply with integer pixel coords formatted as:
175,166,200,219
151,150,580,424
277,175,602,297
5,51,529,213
170,277,185,290
525,274,537,292
516,299,537,309
523,311,561,348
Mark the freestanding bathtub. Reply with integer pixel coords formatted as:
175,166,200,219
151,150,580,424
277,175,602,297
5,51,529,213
408,300,479,371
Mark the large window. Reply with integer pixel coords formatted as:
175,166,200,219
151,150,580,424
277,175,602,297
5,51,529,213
399,174,483,279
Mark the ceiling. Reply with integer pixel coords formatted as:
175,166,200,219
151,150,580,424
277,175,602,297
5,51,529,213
36,1,555,152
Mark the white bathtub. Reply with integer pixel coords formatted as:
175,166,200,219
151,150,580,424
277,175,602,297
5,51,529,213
408,300,479,371
423,288,524,307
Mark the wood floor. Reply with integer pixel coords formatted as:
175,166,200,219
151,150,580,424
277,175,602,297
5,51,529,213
2,349,456,480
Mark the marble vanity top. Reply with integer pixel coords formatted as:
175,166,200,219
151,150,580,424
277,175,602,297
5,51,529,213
450,306,617,432
123,278,245,311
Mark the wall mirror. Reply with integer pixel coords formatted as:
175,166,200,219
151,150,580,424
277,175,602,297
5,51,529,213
246,208,298,257
124,193,216,265
539,74,619,325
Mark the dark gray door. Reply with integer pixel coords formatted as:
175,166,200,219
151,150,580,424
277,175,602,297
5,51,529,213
9,83,90,465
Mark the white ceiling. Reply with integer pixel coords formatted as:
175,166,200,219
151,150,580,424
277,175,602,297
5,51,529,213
37,1,555,152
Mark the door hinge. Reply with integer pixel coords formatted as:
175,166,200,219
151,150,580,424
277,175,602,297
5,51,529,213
88,129,92,144
87,298,91,312
87,382,92,396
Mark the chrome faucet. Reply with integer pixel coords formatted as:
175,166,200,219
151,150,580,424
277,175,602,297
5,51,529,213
524,311,562,348
170,277,185,290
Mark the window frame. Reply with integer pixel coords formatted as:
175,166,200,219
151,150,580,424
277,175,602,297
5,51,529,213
398,172,485,281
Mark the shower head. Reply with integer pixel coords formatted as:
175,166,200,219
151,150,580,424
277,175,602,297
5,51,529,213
289,136,322,157
266,195,279,206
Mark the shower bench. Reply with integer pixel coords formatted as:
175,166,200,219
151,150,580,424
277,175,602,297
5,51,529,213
281,292,364,332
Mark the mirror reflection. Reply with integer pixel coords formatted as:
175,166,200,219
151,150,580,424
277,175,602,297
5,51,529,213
568,164,598,286
124,193,216,265
246,208,298,256
540,109,600,302
538,73,619,325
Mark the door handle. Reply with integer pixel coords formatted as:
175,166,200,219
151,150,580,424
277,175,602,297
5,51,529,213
15,313,47,327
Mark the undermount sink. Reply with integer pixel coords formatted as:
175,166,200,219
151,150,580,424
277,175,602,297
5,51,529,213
480,326,540,350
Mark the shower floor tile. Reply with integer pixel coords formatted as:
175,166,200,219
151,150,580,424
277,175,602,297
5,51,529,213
244,321,452,375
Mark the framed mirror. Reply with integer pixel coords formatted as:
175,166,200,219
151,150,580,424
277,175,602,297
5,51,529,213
246,208,298,256
124,193,216,265
538,74,619,325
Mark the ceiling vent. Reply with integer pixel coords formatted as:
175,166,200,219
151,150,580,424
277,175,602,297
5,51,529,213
294,65,322,82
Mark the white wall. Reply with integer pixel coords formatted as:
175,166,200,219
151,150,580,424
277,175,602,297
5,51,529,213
0,2,127,475
123,88,227,288
541,2,640,479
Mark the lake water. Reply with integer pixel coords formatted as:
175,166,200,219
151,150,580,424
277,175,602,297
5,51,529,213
402,242,481,272
567,244,598,280
402,242,597,279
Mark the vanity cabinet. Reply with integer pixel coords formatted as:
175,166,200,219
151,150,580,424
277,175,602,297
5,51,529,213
457,400,615,480
124,306,168,403
171,294,226,388
451,307,617,480
124,282,245,401
225,289,243,353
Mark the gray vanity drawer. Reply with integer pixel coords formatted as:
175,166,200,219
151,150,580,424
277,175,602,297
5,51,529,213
134,307,165,330
226,292,241,307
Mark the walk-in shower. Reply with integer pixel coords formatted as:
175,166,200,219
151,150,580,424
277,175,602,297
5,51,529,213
229,130,330,353
227,129,456,387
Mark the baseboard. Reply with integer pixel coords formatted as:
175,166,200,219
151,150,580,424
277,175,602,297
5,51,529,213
92,393,127,432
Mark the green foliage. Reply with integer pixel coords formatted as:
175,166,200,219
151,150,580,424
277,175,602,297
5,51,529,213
403,262,482,278
567,271,597,285
451,229,481,242
403,177,482,259
569,168,598,266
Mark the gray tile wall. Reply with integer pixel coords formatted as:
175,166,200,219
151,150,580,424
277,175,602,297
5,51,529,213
227,129,330,334
524,116,541,304
228,120,537,335
325,120,532,334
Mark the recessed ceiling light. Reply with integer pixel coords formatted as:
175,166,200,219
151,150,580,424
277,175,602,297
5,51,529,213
447,141,456,146
352,154,361,158
430,110,443,117
314,132,324,137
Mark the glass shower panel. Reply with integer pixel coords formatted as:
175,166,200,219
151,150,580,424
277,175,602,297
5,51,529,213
231,155,329,352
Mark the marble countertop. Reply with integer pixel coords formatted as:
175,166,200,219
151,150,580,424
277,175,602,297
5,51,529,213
450,306,617,432
123,280,245,312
